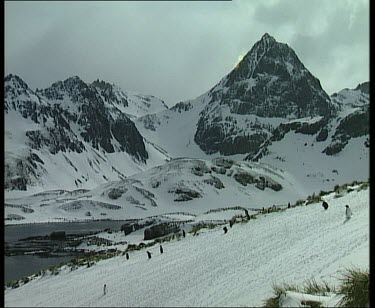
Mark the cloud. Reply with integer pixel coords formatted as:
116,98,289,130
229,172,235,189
5,0,369,105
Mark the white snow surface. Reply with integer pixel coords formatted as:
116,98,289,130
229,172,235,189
5,187,369,307
255,127,369,194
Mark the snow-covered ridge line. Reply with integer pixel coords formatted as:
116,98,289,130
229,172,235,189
5,157,311,225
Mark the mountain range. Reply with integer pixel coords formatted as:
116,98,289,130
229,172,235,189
4,74,170,192
4,33,369,220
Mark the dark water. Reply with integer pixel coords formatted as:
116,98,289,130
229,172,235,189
5,254,73,284
4,220,129,285
5,220,128,242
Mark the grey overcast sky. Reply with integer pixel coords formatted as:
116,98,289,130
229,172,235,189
5,0,369,107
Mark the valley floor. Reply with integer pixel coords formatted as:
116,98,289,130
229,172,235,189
4,186,369,307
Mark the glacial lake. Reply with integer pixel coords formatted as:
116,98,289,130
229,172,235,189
4,220,129,284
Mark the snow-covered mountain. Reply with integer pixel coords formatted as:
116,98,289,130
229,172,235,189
5,157,308,224
4,74,170,192
194,33,335,155
4,184,369,307
136,33,334,156
4,33,369,204
135,34,369,193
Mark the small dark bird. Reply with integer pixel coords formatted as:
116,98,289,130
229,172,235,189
244,209,250,220
223,226,228,234
147,251,152,259
322,201,329,210
160,245,163,254
126,252,129,260
229,219,234,228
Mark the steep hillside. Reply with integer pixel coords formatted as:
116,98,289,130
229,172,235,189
4,75,170,192
4,184,369,307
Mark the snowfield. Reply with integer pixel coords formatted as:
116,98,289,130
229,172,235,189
4,186,369,307
4,158,308,225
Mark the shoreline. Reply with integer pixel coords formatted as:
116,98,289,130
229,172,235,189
4,218,130,227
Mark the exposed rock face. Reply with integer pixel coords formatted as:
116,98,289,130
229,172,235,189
144,222,180,240
221,33,332,117
36,76,148,158
323,105,369,156
92,79,129,107
233,171,282,191
354,82,369,94
168,187,202,202
194,33,334,155
121,220,153,236
49,231,66,239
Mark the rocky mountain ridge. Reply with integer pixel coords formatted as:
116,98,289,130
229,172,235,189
4,74,169,191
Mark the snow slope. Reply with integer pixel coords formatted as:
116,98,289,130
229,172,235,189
251,127,369,194
5,158,308,225
4,185,369,307
135,92,212,159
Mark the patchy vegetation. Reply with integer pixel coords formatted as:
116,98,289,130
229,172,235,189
262,267,369,307
144,222,180,240
203,176,225,189
189,222,220,236
337,267,369,307
169,187,202,202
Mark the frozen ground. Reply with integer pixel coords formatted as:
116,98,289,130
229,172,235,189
5,185,369,307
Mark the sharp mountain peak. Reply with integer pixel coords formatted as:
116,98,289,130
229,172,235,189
4,74,30,90
260,32,277,43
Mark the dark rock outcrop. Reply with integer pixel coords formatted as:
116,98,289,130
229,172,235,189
144,222,180,240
